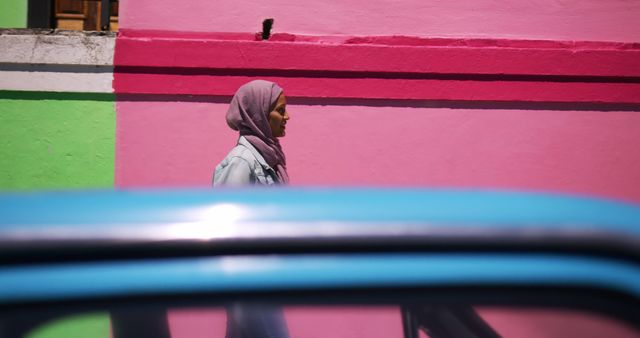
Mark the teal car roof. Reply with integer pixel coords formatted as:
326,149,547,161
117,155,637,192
1,188,639,233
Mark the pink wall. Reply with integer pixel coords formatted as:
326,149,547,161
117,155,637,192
163,306,640,338
115,0,640,201
116,100,640,202
120,0,640,42
167,307,404,338
478,307,640,338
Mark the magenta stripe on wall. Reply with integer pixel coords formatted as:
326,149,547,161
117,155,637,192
116,31,640,77
115,74,640,103
114,31,640,104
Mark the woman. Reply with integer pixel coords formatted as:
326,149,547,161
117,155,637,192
213,80,291,338
214,79,289,187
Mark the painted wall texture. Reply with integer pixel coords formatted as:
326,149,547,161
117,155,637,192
0,91,115,190
0,31,116,190
116,100,640,200
25,312,110,338
0,0,27,28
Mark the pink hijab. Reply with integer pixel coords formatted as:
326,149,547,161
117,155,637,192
226,80,289,183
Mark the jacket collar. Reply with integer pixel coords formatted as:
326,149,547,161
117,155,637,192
238,136,273,170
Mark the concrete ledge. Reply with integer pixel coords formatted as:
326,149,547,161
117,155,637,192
0,29,115,93
0,29,115,66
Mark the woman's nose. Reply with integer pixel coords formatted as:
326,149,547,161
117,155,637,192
284,111,290,120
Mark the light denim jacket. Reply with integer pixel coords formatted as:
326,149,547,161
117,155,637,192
213,136,279,186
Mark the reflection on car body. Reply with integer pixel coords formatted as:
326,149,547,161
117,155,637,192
0,188,639,338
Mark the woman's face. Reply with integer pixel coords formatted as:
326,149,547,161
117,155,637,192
268,93,289,137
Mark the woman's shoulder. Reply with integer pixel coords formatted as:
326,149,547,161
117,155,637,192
213,144,258,186
220,143,260,168
236,141,262,160
213,143,278,186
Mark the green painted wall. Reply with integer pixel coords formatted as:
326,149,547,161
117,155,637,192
26,313,110,338
0,91,115,190
0,0,27,28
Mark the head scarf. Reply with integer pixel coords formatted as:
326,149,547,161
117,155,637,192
226,80,289,183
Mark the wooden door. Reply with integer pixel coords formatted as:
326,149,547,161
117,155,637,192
55,0,118,31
